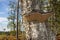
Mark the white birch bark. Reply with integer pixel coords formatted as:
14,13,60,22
23,21,56,40
20,0,56,40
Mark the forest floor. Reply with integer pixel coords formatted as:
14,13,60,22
0,34,26,40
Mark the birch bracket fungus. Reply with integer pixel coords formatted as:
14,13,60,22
23,12,52,22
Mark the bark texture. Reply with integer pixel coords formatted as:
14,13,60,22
23,21,56,40
20,0,56,40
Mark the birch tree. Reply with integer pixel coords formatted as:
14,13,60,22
20,0,56,40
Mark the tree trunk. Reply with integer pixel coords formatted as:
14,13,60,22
13,20,15,31
20,0,56,40
23,21,56,40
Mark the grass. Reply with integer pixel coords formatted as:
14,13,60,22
0,35,26,40
0,33,26,40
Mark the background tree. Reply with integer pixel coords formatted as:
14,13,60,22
7,1,16,31
7,1,21,31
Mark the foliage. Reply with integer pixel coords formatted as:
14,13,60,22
7,1,16,31
49,0,60,34
7,1,21,31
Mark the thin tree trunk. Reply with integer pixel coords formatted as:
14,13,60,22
13,20,15,31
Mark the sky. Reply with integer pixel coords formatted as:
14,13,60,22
0,0,15,31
